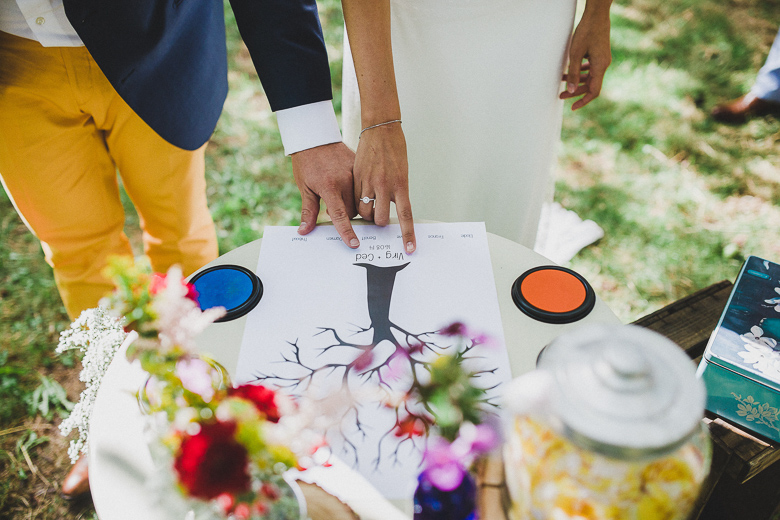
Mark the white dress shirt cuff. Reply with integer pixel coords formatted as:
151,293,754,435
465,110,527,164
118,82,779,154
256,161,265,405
276,100,343,156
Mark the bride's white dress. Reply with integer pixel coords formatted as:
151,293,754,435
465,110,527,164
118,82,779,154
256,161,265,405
342,0,577,248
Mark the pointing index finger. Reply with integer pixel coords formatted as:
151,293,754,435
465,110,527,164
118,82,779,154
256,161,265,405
323,194,360,249
394,194,416,254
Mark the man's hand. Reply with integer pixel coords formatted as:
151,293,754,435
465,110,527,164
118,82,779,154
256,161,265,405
353,123,416,254
291,142,360,248
560,4,612,110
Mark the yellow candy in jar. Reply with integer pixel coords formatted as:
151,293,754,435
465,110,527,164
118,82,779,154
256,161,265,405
507,416,709,520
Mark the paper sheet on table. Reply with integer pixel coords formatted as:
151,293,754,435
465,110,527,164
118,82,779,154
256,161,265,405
236,222,510,501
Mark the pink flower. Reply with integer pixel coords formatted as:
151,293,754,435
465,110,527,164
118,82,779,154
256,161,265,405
470,332,499,350
233,503,251,520
176,357,216,402
215,493,235,514
454,421,500,456
352,350,374,371
384,352,410,382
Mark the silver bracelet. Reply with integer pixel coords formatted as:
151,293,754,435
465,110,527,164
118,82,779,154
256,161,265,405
359,119,402,138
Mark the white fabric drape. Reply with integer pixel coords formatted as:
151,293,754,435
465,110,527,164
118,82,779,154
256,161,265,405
343,0,576,247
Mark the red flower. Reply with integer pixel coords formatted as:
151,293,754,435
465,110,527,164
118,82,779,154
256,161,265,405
150,272,199,302
395,416,425,438
229,384,281,422
261,482,281,501
174,421,251,499
185,284,199,302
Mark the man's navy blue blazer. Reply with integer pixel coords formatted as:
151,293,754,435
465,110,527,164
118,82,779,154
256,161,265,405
63,0,333,150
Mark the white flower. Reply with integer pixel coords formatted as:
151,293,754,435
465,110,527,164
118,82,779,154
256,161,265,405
766,288,780,312
739,327,780,380
153,265,224,353
173,407,199,432
264,387,356,462
57,307,127,463
741,326,778,349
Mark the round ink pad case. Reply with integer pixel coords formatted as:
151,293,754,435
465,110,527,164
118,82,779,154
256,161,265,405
511,265,595,324
189,265,263,322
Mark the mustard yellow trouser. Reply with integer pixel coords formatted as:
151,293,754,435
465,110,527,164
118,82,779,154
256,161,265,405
0,32,218,319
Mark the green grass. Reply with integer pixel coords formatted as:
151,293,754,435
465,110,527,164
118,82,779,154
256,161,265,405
2,0,780,517
0,187,70,423
560,0,780,321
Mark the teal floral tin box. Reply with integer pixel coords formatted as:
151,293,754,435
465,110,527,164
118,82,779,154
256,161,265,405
696,255,780,442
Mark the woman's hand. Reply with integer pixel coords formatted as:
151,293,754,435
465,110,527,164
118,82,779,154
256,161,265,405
353,122,416,254
560,4,612,110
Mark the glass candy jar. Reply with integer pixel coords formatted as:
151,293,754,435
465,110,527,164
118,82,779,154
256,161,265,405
502,324,711,520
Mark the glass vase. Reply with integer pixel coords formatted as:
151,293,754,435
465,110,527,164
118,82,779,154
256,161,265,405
137,355,231,415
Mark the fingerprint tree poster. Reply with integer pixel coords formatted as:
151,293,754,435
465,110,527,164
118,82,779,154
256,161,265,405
236,222,511,500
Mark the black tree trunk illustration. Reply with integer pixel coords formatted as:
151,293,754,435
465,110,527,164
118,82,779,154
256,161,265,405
356,262,409,346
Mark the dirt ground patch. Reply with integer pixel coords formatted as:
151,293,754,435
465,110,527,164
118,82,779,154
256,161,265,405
1,364,96,519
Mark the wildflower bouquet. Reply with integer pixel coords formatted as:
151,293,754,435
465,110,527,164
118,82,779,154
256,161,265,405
389,322,500,520
65,257,316,519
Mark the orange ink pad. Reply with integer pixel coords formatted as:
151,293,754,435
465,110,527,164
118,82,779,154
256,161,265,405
511,266,595,324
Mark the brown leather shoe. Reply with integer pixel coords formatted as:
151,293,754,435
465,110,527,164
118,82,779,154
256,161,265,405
61,453,90,500
711,93,780,124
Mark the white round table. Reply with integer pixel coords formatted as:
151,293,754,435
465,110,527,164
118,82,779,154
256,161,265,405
88,226,621,520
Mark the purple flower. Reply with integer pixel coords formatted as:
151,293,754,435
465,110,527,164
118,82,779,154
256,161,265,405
423,438,467,492
456,421,500,455
439,321,497,350
422,422,501,492
441,322,467,337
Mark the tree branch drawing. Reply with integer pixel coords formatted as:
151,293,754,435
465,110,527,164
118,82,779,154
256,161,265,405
252,262,500,469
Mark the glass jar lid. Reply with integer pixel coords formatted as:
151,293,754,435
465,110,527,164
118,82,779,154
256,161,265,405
537,324,706,458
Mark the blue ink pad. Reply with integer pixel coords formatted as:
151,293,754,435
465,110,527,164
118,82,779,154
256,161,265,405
189,265,263,322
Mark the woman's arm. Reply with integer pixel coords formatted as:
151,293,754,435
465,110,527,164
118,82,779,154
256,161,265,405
342,0,416,254
559,0,613,110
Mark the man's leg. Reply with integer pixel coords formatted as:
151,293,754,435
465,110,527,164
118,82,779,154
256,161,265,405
90,75,219,278
712,27,780,123
751,27,780,103
0,32,133,319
